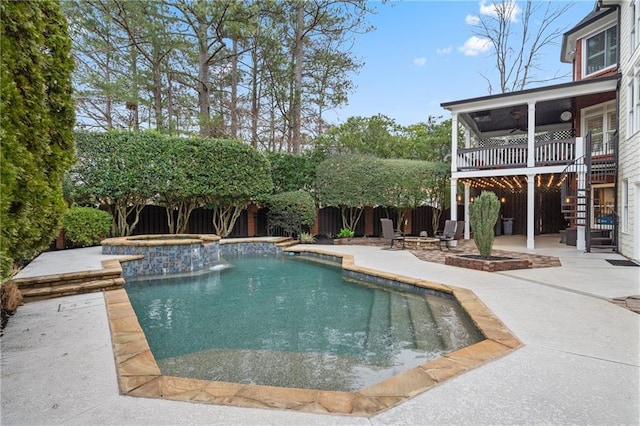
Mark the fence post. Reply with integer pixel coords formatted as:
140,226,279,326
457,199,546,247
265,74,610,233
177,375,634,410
246,203,258,237
364,206,374,236
403,208,413,235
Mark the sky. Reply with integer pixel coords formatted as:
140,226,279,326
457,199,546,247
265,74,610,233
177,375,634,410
325,0,597,126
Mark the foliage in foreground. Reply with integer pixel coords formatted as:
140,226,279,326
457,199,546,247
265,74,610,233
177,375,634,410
0,0,76,281
63,207,112,247
469,191,500,258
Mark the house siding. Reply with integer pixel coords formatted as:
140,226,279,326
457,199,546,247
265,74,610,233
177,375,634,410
616,1,640,261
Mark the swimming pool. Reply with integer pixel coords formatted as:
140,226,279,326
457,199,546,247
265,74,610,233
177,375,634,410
125,254,482,392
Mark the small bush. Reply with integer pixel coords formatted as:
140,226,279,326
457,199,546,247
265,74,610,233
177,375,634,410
1,282,23,330
63,207,112,247
267,191,316,237
299,232,316,244
337,228,355,238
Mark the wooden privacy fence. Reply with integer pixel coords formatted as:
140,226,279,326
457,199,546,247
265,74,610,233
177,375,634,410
126,204,451,238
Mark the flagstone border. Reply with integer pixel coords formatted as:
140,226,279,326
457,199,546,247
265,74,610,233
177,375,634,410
105,246,522,417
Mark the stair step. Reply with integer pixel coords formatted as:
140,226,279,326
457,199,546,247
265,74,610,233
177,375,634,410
12,268,122,289
389,292,414,344
276,239,299,248
20,278,125,302
406,296,442,351
366,290,391,355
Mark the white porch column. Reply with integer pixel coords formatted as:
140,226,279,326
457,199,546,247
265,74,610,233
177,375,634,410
450,177,458,221
464,182,471,239
575,136,585,158
527,101,536,167
451,113,458,174
576,168,587,251
464,127,471,148
527,173,535,249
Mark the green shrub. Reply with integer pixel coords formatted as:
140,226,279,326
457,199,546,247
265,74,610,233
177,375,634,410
469,191,500,258
299,232,316,244
63,207,112,247
337,228,355,238
267,191,316,237
1,1,76,280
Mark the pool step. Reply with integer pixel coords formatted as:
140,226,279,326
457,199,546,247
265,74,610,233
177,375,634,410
425,297,481,351
366,289,391,354
406,297,442,351
389,293,414,345
10,261,125,302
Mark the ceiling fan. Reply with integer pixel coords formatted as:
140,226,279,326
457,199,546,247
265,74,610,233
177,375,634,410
509,110,527,133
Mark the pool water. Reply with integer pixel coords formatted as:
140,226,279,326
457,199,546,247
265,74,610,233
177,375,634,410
125,254,481,391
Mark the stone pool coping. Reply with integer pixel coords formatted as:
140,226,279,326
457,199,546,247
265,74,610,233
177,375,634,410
105,246,522,417
101,234,221,246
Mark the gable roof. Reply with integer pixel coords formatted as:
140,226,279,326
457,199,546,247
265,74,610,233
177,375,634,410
560,5,616,63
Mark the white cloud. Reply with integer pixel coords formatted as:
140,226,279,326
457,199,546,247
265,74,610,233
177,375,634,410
465,14,480,25
436,46,453,55
413,57,427,67
479,0,521,23
458,36,492,56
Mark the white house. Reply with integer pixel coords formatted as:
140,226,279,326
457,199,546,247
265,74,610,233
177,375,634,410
441,0,638,262
599,0,640,262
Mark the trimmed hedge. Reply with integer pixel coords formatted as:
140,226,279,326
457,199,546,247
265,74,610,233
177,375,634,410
267,191,316,237
63,207,112,247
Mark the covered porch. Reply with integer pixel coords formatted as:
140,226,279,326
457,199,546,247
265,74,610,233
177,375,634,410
441,75,618,250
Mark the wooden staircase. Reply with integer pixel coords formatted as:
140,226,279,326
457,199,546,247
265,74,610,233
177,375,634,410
10,259,125,303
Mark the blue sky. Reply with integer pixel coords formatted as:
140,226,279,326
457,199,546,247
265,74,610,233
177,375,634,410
325,0,596,126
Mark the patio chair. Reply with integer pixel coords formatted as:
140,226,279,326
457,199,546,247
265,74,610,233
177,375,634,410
380,218,405,249
435,220,458,250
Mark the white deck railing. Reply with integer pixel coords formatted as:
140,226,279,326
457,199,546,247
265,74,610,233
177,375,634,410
457,138,576,170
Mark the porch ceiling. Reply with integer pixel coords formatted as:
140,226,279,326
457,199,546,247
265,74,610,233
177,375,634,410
461,173,564,193
441,75,619,138
466,99,573,135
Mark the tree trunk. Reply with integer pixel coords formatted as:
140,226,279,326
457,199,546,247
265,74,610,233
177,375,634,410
230,38,238,139
291,3,304,153
197,17,212,137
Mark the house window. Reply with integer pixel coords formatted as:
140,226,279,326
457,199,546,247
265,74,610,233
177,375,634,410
583,102,617,155
585,25,617,76
622,179,629,233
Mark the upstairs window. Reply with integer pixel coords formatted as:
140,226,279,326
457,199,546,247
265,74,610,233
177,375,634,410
583,102,616,156
585,25,617,76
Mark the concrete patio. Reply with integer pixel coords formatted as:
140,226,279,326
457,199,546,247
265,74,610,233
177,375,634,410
1,235,638,425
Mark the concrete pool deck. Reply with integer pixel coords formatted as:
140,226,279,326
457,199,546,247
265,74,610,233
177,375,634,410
1,235,639,424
